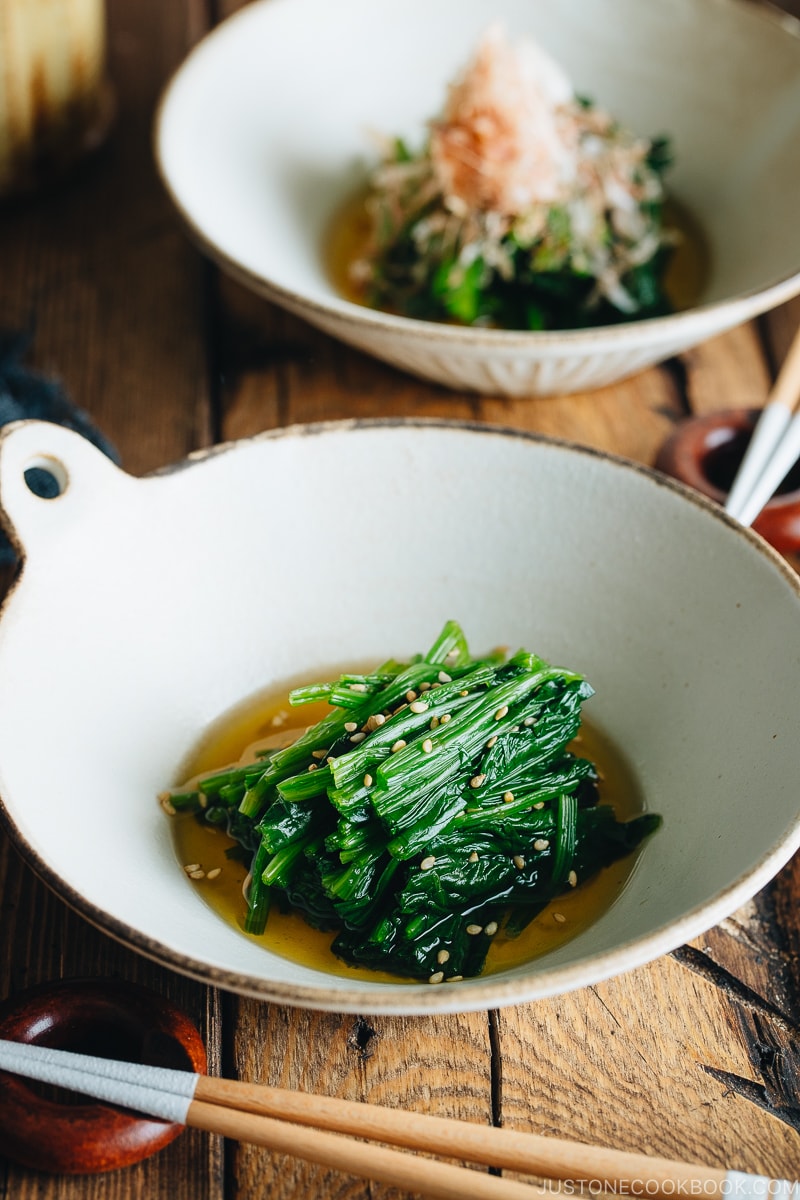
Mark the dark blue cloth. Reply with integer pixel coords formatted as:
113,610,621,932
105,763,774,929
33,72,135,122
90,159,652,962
0,330,119,564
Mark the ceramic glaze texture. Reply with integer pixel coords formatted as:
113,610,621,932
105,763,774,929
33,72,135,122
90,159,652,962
1,419,800,1014
155,0,800,397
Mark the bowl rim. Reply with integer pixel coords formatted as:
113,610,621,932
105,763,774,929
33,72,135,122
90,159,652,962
2,416,800,1014
153,0,800,351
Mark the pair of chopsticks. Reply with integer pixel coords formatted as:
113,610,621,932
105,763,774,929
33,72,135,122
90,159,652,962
725,326,800,527
0,1039,797,1199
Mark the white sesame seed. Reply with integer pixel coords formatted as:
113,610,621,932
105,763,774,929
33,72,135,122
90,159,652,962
160,797,177,816
349,683,367,692
428,972,444,984
419,682,432,692
484,922,498,936
437,949,450,964
459,690,469,697
188,869,205,880
184,863,201,873
553,912,567,923
366,713,386,731
409,700,428,713
445,648,459,661
327,757,335,765
350,732,366,744
466,924,483,936
392,704,407,716
406,690,418,702
307,763,318,773
468,851,479,863
438,670,452,683
422,738,433,753
430,716,440,730
311,748,327,759
470,774,486,788
363,774,373,788
513,855,526,870
486,736,498,749
494,705,509,721
447,975,464,983
511,725,520,733
421,855,436,870
440,713,452,724
523,716,535,727
391,739,407,753
568,870,578,887
534,838,550,851
206,868,222,881
344,721,358,732
198,793,208,809
503,791,514,804
533,802,545,810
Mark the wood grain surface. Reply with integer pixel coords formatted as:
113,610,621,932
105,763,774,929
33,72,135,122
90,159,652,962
0,1,799,1196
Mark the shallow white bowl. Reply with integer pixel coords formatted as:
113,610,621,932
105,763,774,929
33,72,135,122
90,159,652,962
155,0,800,397
1,418,800,1013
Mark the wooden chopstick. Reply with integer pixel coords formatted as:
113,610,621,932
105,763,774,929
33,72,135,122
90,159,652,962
725,324,800,526
0,1038,796,1199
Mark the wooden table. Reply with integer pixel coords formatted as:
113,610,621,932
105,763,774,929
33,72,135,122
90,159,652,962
1,1,800,1195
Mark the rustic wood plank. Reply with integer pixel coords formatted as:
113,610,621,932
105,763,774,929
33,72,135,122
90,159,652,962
227,1001,495,1200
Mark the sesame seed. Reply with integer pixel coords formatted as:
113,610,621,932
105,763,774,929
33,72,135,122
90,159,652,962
188,869,205,880
494,705,509,721
553,912,567,924
437,949,450,964
349,683,367,692
511,725,520,733
366,713,386,731
206,868,221,881
459,690,469,697
422,738,433,753
421,855,436,870
484,921,498,936
503,791,514,804
468,851,479,863
470,774,486,788
184,863,201,873
534,838,550,851
513,855,526,870
392,704,407,716
428,972,444,985
438,670,452,683
391,739,407,753
363,774,373,788
327,757,335,765
419,682,432,692
445,648,459,662
311,748,327,759
523,716,535,727
466,924,483,936
406,690,418,702
440,713,452,724
447,975,464,983
568,870,578,887
198,793,208,809
160,797,177,816
344,721,358,732
431,681,441,689
307,763,317,773
350,732,366,744
533,802,545,810
271,711,287,727
430,716,440,730
409,700,428,713
486,736,498,749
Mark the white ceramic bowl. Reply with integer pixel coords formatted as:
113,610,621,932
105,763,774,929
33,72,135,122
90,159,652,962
1,418,800,1013
155,0,800,397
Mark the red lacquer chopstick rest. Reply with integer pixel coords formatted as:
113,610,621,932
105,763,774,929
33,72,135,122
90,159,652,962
0,978,206,1173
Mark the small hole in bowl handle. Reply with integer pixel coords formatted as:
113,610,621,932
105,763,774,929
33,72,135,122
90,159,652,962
23,455,69,500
